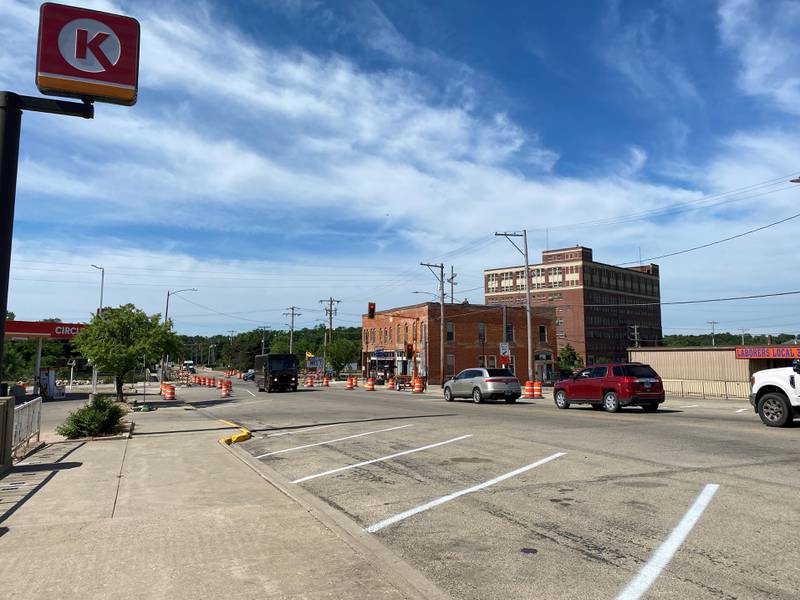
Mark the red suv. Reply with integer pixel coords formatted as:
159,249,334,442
553,363,665,413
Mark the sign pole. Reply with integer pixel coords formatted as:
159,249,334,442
0,92,22,382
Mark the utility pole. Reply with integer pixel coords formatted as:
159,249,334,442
629,324,640,348
707,321,719,347
90,264,104,396
738,328,749,346
447,266,457,304
495,231,535,383
421,262,445,386
284,307,301,353
259,327,268,355
320,298,340,376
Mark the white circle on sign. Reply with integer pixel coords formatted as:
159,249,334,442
58,18,121,73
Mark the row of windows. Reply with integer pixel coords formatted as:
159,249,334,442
583,267,658,296
446,354,516,376
445,322,548,344
363,322,427,346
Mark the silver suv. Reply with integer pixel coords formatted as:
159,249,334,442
444,368,521,403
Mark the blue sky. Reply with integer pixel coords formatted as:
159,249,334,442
2,0,800,337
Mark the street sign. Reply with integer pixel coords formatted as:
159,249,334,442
499,343,510,357
36,3,140,106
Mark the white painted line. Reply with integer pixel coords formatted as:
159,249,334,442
736,408,748,413
255,424,413,458
267,422,345,438
246,389,256,397
679,405,699,408
292,434,472,484
614,483,720,600
365,452,565,533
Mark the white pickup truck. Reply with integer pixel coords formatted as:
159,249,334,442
749,361,800,427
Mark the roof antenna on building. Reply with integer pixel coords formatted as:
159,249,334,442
638,246,642,266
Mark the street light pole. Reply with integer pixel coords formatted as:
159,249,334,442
495,230,535,383
162,287,197,379
90,264,104,396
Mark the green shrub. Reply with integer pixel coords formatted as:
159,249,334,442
56,395,126,439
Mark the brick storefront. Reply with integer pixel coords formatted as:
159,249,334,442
361,302,557,385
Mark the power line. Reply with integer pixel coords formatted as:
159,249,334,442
617,209,800,266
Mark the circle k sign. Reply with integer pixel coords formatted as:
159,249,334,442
36,3,140,106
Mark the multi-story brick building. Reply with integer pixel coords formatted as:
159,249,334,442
361,302,557,385
484,246,662,364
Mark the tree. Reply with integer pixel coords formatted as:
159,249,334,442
6,310,14,320
74,304,181,400
557,344,584,372
327,338,359,374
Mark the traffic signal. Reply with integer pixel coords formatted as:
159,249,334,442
405,343,414,359
368,302,376,319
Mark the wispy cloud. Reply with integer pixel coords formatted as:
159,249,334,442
717,0,800,115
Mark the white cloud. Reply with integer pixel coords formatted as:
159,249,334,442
718,0,800,114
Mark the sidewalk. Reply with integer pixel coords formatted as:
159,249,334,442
0,402,447,600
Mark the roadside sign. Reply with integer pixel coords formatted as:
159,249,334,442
499,343,510,357
36,3,140,105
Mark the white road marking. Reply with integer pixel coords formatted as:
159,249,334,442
365,452,565,533
292,434,472,484
736,408,748,413
246,389,256,397
266,422,346,438
614,483,720,600
255,424,413,458
679,405,699,408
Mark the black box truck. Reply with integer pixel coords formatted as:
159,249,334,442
255,353,299,392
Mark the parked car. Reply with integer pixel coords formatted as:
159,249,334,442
553,363,664,412
443,368,521,403
242,369,255,382
749,360,800,427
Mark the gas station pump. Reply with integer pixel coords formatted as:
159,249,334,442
37,368,65,399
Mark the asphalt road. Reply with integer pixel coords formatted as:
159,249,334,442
189,378,799,600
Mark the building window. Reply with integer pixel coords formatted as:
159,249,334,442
478,322,486,344
412,321,417,341
539,324,548,343
447,353,455,377
479,355,486,368
421,323,426,342
487,355,497,368
446,321,455,343
505,323,514,342
396,324,400,345
508,355,515,374
403,324,408,344
389,326,393,343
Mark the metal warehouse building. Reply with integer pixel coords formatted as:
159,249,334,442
627,346,800,399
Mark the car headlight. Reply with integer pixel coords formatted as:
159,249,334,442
274,378,278,382
292,377,296,381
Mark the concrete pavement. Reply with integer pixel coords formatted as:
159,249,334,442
203,379,800,600
0,389,448,600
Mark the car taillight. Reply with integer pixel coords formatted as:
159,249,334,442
485,378,517,383
622,376,636,383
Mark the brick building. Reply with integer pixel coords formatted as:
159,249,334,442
361,302,557,385
484,246,662,364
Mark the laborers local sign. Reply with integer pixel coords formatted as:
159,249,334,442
735,346,800,360
36,2,140,105
4,320,86,339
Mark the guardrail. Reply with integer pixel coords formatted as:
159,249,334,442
12,396,42,458
662,379,749,400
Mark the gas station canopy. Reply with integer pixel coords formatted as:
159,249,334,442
4,320,85,340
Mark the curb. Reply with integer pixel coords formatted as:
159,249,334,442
222,442,452,600
218,419,252,445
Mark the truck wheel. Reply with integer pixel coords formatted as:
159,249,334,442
758,393,793,427
603,391,621,413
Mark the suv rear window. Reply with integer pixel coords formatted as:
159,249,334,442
623,364,658,378
487,369,515,377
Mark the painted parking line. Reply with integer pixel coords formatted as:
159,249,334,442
292,434,472,484
366,453,565,533
614,483,720,600
266,423,345,438
735,408,748,413
255,424,413,458
679,405,699,408
245,389,256,397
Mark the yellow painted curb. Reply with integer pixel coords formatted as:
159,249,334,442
218,419,252,445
